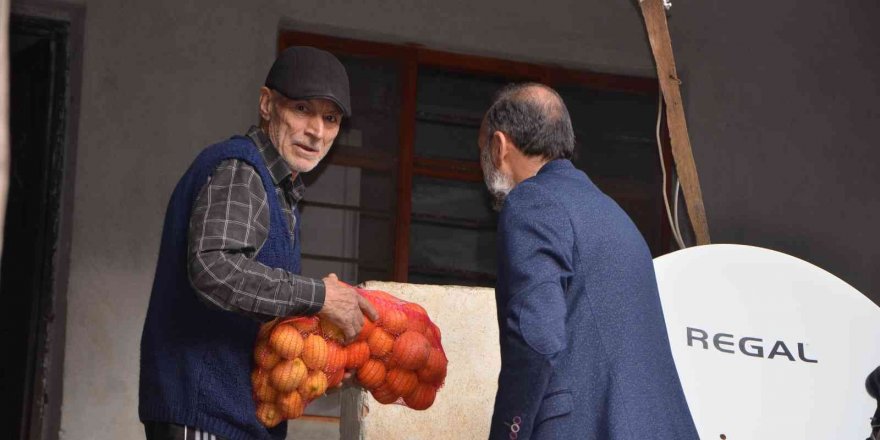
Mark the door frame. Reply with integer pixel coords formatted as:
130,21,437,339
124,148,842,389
9,4,84,440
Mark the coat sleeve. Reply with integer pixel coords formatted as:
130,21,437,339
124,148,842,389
490,184,574,439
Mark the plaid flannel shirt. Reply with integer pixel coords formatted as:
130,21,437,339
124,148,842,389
186,126,325,319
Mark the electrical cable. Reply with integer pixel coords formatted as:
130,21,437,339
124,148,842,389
656,91,686,249
673,178,685,247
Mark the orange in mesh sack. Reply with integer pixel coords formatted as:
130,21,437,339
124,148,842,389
252,287,448,427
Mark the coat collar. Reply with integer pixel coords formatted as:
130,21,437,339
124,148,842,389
537,159,575,175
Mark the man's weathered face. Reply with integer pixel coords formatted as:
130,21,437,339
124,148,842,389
478,120,514,210
262,90,343,174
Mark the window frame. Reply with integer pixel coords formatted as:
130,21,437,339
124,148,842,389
278,30,672,283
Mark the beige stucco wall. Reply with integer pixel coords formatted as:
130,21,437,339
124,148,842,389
341,282,500,440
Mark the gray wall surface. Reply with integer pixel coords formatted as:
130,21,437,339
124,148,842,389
667,0,880,304
9,0,653,439
10,0,879,439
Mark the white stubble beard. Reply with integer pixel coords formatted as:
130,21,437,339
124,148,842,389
480,144,514,212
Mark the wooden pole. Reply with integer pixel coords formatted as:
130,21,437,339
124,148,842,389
639,0,712,245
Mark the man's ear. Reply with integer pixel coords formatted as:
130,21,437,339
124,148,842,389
492,130,513,169
259,87,272,123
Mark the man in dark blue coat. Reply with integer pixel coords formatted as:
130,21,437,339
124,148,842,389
479,83,699,440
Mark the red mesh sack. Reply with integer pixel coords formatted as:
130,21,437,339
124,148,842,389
252,287,448,427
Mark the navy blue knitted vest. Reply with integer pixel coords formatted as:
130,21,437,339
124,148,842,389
139,136,300,440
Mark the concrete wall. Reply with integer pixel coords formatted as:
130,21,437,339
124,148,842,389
12,0,879,438
340,282,499,440
667,0,880,303
7,0,652,439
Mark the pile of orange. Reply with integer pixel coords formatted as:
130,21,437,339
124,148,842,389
252,289,447,428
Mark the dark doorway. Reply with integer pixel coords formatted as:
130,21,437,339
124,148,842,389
2,15,70,440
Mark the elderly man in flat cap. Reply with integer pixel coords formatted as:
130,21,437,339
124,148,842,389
138,46,377,440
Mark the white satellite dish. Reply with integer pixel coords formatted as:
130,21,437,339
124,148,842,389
654,244,880,440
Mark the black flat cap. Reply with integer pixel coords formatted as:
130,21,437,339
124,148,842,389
265,46,351,117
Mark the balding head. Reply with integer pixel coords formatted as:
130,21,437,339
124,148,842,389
482,83,575,160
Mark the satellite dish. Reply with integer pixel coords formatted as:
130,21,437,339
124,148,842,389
654,244,880,439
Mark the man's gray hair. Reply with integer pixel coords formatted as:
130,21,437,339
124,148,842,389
483,83,576,161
